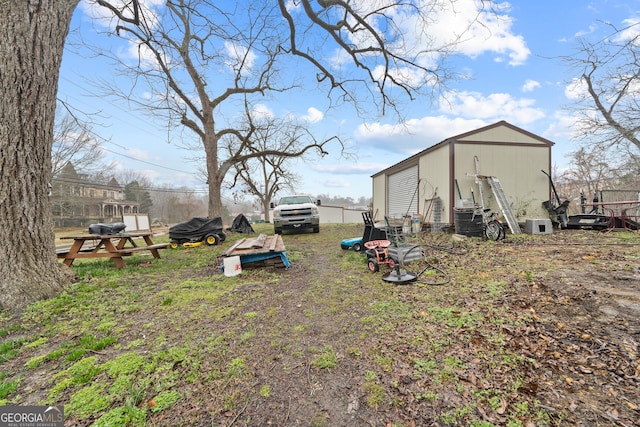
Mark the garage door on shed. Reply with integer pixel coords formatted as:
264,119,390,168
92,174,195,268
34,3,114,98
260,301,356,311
387,165,418,218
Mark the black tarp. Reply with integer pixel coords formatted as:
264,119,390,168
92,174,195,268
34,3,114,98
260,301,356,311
227,214,255,234
169,216,224,241
88,222,126,235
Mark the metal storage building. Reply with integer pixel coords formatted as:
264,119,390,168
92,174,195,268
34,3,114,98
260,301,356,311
370,120,554,229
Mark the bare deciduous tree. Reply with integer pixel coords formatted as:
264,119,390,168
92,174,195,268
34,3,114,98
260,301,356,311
87,0,479,218
229,116,310,222
565,21,640,155
0,0,484,309
52,105,106,178
561,146,620,199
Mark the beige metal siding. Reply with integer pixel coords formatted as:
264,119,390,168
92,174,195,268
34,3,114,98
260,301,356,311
371,174,386,221
418,143,451,223
371,122,554,228
458,126,548,144
454,144,550,220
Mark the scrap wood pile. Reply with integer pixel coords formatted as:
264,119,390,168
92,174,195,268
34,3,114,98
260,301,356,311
221,233,290,269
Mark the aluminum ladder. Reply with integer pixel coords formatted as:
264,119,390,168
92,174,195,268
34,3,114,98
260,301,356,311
485,176,521,234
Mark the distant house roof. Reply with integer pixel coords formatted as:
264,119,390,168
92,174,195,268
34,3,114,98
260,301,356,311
55,162,122,190
59,162,79,178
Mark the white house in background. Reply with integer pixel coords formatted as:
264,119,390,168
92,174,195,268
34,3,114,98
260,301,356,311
370,120,554,229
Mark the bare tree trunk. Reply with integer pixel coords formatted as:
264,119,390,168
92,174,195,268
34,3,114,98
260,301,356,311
201,126,225,217
0,0,78,310
263,200,271,222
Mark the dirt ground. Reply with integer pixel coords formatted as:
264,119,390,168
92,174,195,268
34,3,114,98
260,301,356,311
8,225,640,426
240,227,640,426
488,229,640,426
195,226,640,426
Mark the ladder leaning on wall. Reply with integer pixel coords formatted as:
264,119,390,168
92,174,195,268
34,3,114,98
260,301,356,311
484,176,521,234
468,156,521,235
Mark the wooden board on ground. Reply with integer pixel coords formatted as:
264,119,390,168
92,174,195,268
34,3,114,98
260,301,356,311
221,234,289,269
222,234,285,257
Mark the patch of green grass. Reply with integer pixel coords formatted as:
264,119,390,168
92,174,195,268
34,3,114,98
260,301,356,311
226,357,246,378
259,385,271,397
415,388,439,402
311,346,337,369
24,337,48,349
49,356,101,399
69,383,110,419
25,354,48,370
362,370,384,408
150,389,180,412
413,358,437,377
373,353,393,372
93,405,147,427
0,372,19,399
0,339,24,363
427,305,482,329
102,352,146,378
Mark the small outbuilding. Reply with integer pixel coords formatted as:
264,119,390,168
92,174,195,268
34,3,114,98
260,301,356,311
371,120,554,230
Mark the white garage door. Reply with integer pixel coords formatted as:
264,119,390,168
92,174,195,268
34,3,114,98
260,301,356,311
387,165,418,218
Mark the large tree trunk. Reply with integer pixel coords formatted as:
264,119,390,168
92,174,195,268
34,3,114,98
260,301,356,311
204,131,223,218
0,0,79,310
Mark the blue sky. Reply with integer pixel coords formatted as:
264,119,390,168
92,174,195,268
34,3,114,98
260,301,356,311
56,1,639,201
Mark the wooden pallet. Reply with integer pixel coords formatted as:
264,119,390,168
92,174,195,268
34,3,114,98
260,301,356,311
221,234,289,269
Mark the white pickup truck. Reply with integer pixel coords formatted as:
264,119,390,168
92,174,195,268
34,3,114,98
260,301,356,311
270,195,321,234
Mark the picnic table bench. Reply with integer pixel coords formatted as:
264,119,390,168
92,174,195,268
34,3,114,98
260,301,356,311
57,231,169,268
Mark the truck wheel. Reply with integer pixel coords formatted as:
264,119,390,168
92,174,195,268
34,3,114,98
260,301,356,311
274,227,282,234
313,225,320,233
205,234,220,246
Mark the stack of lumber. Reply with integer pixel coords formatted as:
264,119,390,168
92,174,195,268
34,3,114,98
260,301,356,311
221,234,290,269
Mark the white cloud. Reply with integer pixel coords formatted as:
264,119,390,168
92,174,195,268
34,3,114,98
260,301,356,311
312,162,388,175
224,41,257,72
126,147,155,161
394,1,531,65
252,104,274,120
354,116,487,155
564,78,585,100
522,79,541,92
574,23,599,38
416,0,531,66
81,0,163,31
440,90,545,124
301,107,324,123
321,177,351,189
542,112,580,142
328,0,530,83
612,18,640,42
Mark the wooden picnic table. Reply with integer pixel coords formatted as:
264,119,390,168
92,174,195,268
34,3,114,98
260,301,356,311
57,231,169,268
